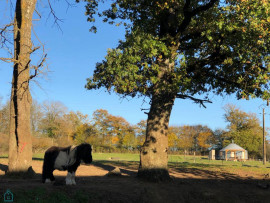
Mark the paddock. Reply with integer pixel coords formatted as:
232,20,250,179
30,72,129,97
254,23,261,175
0,154,270,202
1,154,270,202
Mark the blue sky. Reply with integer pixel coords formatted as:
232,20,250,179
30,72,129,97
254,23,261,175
0,1,268,130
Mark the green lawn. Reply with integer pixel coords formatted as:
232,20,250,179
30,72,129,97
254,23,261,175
1,152,270,175
167,154,270,175
28,152,140,161
2,152,270,167
91,153,270,175
93,152,140,161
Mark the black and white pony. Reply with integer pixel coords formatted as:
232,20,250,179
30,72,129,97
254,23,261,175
42,143,92,185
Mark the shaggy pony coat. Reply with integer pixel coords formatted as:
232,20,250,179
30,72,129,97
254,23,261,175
42,143,92,185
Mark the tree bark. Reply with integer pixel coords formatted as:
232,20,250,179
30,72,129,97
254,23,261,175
138,93,175,181
8,0,37,175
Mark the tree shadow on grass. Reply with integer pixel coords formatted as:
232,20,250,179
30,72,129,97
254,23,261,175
169,161,262,181
169,161,249,170
92,161,137,176
32,157,44,161
0,163,8,173
0,156,44,161
171,166,245,181
0,155,8,159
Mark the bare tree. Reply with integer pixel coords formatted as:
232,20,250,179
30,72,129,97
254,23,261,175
0,0,50,175
39,101,68,138
8,0,38,174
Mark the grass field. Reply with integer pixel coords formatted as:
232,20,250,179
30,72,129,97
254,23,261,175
2,152,270,174
28,152,270,177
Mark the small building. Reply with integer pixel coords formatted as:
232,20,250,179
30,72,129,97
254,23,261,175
219,142,248,161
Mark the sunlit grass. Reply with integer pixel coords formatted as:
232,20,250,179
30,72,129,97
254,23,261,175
92,153,140,162
1,152,269,175
168,154,270,175
29,152,140,161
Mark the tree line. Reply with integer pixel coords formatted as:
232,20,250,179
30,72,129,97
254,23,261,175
1,98,268,159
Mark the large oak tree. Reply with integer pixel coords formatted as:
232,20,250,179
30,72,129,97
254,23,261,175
82,0,270,180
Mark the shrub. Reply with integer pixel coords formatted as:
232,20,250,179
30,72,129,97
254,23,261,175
0,133,9,154
55,135,73,147
32,136,53,153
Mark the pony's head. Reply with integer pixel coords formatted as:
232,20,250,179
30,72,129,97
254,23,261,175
77,143,93,165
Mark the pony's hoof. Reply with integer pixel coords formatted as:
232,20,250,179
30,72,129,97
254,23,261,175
45,179,51,183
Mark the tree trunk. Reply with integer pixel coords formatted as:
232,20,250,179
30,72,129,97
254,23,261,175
8,0,37,175
138,93,175,181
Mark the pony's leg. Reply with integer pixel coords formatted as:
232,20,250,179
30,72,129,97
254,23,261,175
65,171,73,185
66,170,76,185
42,159,49,183
44,172,52,183
42,152,56,183
71,171,76,185
44,170,54,183
49,170,55,182
43,164,53,183
42,172,47,183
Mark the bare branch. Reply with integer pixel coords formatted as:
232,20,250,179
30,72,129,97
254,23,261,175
3,44,13,56
0,22,14,48
32,26,45,53
176,94,212,108
0,22,13,32
35,9,41,19
0,57,17,63
47,0,63,32
30,46,41,54
29,54,47,80
63,0,76,12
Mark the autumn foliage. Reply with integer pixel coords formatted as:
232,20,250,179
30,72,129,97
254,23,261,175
0,99,267,158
